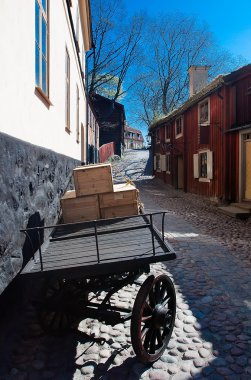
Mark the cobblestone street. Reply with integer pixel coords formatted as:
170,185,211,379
0,150,250,380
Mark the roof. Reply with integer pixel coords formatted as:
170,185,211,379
90,93,125,127
149,63,251,131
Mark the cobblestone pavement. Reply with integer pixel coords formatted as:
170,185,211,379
0,150,250,380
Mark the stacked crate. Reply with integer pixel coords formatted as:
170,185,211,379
60,164,139,223
99,183,139,219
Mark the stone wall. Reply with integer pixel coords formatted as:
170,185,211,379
0,132,79,294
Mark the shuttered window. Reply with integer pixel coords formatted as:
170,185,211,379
166,153,171,173
193,151,213,180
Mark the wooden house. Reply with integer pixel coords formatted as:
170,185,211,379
150,64,251,204
90,94,125,156
124,124,144,149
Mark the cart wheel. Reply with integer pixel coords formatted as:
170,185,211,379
131,274,176,364
38,278,86,333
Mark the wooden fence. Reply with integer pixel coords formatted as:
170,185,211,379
99,142,115,163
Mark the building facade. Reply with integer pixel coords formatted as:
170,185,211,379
124,125,144,149
150,65,251,203
90,94,125,157
0,0,98,294
0,0,94,162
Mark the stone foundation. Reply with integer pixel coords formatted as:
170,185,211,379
0,132,79,294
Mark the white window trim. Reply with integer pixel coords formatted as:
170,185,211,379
196,149,213,182
161,155,166,172
155,154,161,172
166,153,171,174
175,116,183,139
198,97,210,126
155,129,160,145
165,125,171,142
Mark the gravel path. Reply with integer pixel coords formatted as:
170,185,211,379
0,149,250,380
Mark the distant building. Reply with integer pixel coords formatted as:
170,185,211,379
124,125,144,149
90,94,126,156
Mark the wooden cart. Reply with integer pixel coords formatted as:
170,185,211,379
20,212,176,364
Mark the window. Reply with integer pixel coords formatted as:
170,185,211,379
199,99,210,143
166,153,171,173
165,125,171,141
155,129,160,144
156,155,161,171
199,99,210,125
175,117,183,138
76,85,79,143
193,151,213,181
35,0,48,95
199,152,207,178
65,48,70,132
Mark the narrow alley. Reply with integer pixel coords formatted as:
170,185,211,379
0,150,250,380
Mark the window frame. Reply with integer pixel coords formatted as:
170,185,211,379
35,0,49,98
193,150,213,182
65,47,71,133
155,129,160,144
165,125,171,142
198,98,210,126
156,154,161,172
166,153,171,174
175,116,183,138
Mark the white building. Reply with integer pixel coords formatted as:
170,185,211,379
0,0,94,161
0,0,100,294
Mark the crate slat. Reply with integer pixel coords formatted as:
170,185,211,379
73,164,113,196
61,191,100,223
99,183,138,208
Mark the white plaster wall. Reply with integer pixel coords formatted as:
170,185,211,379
0,0,87,161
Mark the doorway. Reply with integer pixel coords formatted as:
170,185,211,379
244,135,251,200
177,155,184,189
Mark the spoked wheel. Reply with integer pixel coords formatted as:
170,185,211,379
38,278,87,333
131,274,176,364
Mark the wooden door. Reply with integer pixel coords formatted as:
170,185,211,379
177,155,184,189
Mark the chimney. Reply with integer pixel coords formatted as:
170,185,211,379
188,65,210,97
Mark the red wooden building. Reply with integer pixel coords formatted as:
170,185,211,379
149,64,251,203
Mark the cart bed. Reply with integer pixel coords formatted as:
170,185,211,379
20,213,176,280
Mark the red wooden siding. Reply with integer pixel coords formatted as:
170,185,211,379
99,142,115,163
151,65,251,202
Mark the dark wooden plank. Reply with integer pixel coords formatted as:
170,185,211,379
28,247,167,273
20,251,176,280
37,240,162,265
45,229,152,256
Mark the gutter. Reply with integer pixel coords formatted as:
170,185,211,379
225,123,251,133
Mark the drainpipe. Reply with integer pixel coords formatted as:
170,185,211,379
85,48,95,164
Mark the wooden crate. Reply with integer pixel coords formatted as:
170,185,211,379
73,164,113,197
61,190,100,223
99,183,138,208
100,202,139,219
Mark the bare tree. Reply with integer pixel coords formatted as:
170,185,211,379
132,13,246,126
89,0,144,101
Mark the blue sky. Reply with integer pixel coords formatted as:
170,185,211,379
125,0,251,61
123,0,251,138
